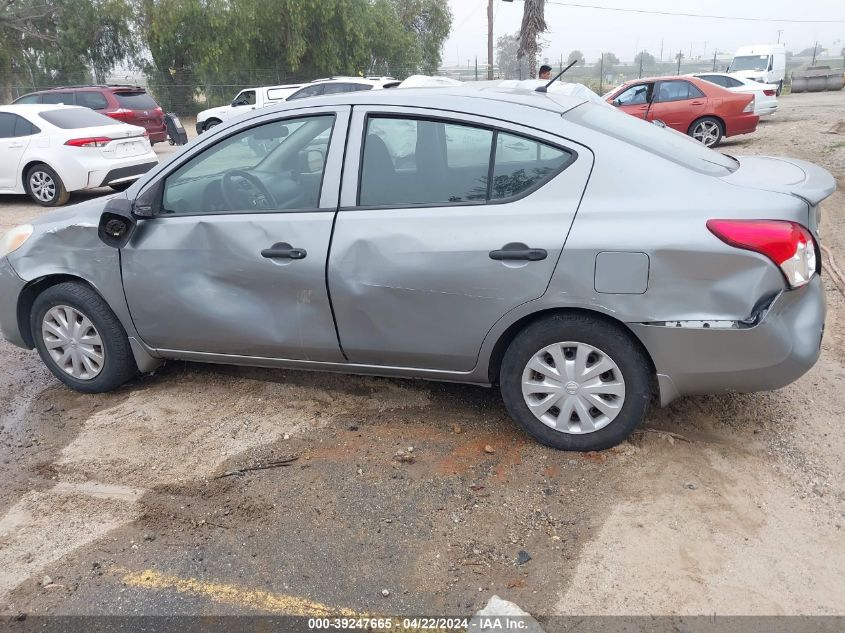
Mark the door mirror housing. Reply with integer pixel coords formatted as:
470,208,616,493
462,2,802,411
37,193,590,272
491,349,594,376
132,180,163,218
98,197,137,248
612,98,621,106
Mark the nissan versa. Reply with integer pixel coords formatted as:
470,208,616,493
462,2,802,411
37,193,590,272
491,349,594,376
0,87,833,451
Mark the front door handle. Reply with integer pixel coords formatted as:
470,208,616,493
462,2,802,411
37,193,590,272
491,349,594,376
261,242,307,260
489,242,547,262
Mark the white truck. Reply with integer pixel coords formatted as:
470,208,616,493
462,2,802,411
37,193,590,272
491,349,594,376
195,84,304,134
728,44,787,95
196,77,400,134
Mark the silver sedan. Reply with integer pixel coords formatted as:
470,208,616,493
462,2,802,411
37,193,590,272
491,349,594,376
0,86,833,450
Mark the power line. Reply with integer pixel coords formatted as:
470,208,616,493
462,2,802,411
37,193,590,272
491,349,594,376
544,1,845,23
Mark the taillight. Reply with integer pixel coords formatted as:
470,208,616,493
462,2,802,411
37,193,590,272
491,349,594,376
108,108,133,121
707,219,817,289
65,137,112,148
763,89,776,96
742,96,755,113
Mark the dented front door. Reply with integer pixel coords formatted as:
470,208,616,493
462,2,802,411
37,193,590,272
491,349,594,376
121,107,349,361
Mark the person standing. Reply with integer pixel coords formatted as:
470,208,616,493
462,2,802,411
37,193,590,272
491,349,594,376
538,64,552,80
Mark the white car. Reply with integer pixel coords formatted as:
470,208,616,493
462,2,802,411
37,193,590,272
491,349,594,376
0,104,157,206
197,77,400,134
692,72,779,116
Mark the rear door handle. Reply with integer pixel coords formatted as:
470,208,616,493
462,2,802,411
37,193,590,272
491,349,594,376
261,242,307,260
7,142,24,148
489,242,547,261
691,100,704,105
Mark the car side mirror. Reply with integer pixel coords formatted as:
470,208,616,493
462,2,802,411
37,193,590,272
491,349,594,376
612,98,621,106
132,180,162,218
651,119,667,128
98,197,137,248
305,149,325,173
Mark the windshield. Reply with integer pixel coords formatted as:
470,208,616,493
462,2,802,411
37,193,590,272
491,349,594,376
565,102,739,176
730,55,769,72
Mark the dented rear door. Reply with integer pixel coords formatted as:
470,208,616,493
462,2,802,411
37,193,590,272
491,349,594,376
327,106,593,372
121,106,349,361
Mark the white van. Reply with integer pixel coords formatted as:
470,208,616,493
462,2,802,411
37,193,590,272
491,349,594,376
728,44,787,94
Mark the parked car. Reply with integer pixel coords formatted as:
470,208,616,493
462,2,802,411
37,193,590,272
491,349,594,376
0,104,157,206
195,83,306,134
728,44,787,95
13,86,168,144
692,72,778,117
605,76,758,147
196,77,399,134
0,88,832,451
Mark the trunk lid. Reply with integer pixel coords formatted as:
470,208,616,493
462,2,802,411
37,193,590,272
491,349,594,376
721,155,836,207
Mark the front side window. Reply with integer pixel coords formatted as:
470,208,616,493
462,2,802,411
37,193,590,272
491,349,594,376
42,92,73,105
232,90,256,107
14,94,40,104
359,116,571,207
162,115,334,215
614,83,652,106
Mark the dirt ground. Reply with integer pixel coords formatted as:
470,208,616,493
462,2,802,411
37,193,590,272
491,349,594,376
1,93,844,619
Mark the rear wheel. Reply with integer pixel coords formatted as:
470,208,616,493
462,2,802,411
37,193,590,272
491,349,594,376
688,116,724,148
500,314,651,451
31,282,138,393
25,164,70,206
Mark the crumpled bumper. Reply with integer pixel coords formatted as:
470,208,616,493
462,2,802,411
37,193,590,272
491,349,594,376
0,256,28,349
630,275,826,405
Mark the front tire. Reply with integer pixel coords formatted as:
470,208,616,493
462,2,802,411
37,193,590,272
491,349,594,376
31,282,138,393
203,118,221,132
500,314,651,451
688,116,724,148
26,164,70,206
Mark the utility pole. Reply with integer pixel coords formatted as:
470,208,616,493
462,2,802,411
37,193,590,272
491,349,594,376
676,51,683,75
712,50,717,71
599,53,604,94
777,29,783,44
487,0,494,80
659,39,664,62
638,52,643,78
812,41,818,65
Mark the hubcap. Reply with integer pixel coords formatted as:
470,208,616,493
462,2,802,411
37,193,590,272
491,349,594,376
521,341,625,434
41,306,105,380
30,171,56,202
692,121,720,147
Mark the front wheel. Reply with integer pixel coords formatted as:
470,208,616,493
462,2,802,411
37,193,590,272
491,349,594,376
500,314,651,451
688,117,724,148
26,164,70,206
31,282,138,393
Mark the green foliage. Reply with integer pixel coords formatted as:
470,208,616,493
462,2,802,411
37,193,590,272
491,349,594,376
634,50,655,68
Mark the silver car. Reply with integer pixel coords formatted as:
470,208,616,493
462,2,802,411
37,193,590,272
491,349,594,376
0,87,833,451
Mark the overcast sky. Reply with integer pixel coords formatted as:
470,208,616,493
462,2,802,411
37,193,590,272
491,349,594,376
443,0,844,66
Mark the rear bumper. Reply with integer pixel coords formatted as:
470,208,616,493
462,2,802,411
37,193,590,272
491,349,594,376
629,275,825,405
87,159,158,188
726,113,759,137
756,103,778,116
0,257,28,349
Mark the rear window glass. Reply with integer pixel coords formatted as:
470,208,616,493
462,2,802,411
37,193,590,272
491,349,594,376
38,107,116,129
76,91,109,109
565,102,739,175
114,92,158,109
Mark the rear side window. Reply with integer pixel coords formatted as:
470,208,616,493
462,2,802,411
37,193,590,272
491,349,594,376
699,75,726,87
323,83,373,95
42,92,74,105
359,116,572,207
14,94,40,104
14,116,39,136
724,76,745,88
38,107,116,129
656,80,703,102
76,91,109,110
114,92,158,109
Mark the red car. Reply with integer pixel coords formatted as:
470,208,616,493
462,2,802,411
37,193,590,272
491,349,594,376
13,85,168,144
605,75,758,147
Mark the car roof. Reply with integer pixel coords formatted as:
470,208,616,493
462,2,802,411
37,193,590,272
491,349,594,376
267,85,589,115
17,85,146,95
0,103,78,113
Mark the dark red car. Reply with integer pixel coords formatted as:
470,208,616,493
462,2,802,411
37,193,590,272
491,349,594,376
605,75,758,147
13,85,168,144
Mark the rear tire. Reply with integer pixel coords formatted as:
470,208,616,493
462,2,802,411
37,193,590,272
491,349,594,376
31,282,138,393
500,314,651,451
25,164,70,206
688,116,724,148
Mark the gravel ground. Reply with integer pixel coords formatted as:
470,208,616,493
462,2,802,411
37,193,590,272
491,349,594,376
0,94,844,618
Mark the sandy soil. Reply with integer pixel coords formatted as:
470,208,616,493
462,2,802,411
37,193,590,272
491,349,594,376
0,93,843,617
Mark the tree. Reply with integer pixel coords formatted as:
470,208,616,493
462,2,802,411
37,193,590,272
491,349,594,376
390,0,452,74
566,50,584,66
634,50,655,68
496,32,535,79
517,0,546,78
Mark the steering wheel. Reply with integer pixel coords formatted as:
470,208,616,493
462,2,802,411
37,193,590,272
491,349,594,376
221,169,276,211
